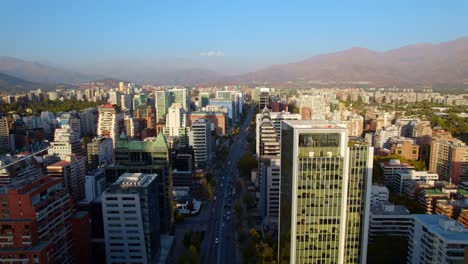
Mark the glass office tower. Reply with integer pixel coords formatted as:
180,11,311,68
279,120,373,264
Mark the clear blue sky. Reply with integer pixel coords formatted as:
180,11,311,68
1,0,468,73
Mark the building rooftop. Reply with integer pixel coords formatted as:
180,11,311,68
283,120,348,130
371,203,410,215
413,214,468,242
109,173,158,190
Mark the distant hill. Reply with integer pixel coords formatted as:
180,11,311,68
233,37,468,85
0,56,99,84
0,72,41,93
0,72,75,94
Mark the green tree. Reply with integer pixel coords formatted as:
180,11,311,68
237,154,258,178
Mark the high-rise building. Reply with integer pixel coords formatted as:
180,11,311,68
0,154,44,186
169,88,189,112
257,108,280,156
188,111,227,135
133,93,148,109
124,116,142,139
346,114,364,137
429,138,468,184
258,155,281,223
48,124,86,160
118,81,125,92
135,104,156,130
108,90,121,106
155,90,170,122
106,134,173,233
255,109,301,156
171,146,195,187
163,103,189,146
278,120,373,264
97,104,124,148
259,89,271,111
47,154,86,202
121,93,133,112
188,118,212,168
0,117,10,155
80,107,98,136
102,172,160,264
199,92,210,108
407,215,468,264
87,136,113,172
0,175,84,263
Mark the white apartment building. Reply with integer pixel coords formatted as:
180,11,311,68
393,170,439,194
408,214,468,264
188,118,212,168
102,173,160,264
371,185,390,208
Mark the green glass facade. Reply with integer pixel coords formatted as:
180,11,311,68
279,121,372,264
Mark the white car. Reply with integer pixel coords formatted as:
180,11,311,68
215,237,219,244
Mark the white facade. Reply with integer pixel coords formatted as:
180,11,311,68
108,90,121,106
121,94,133,111
408,215,468,264
102,173,160,264
188,118,212,168
393,170,439,194
255,111,300,155
98,105,124,148
371,185,390,208
164,103,187,137
380,159,414,186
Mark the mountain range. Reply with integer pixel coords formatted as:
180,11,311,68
1,37,468,87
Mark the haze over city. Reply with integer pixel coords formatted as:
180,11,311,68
0,1,468,264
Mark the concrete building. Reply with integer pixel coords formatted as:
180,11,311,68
106,133,173,234
369,204,412,240
87,136,113,172
85,168,106,202
47,155,86,202
79,107,98,136
163,103,189,146
0,117,11,155
97,104,124,148
258,156,280,223
380,159,414,187
278,120,373,264
407,214,468,264
371,185,390,208
108,90,121,106
188,118,212,168
256,108,280,156
102,173,160,264
346,114,364,137
121,93,133,112
0,175,84,263
388,137,420,161
188,111,227,135
171,146,195,187
0,154,45,186
48,124,86,160
393,170,439,194
429,138,468,184
135,104,156,130
255,109,301,155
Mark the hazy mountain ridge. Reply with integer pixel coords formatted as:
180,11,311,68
2,37,468,86
235,37,468,85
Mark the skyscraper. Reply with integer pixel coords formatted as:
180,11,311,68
48,124,86,160
188,118,212,168
155,90,170,122
106,134,173,233
163,103,189,146
278,120,373,264
98,104,124,148
0,117,10,155
102,172,160,263
169,88,189,112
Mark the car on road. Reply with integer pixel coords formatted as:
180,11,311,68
215,237,219,244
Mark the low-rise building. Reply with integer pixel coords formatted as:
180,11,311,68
380,159,414,187
369,203,412,240
393,170,438,194
370,185,389,208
